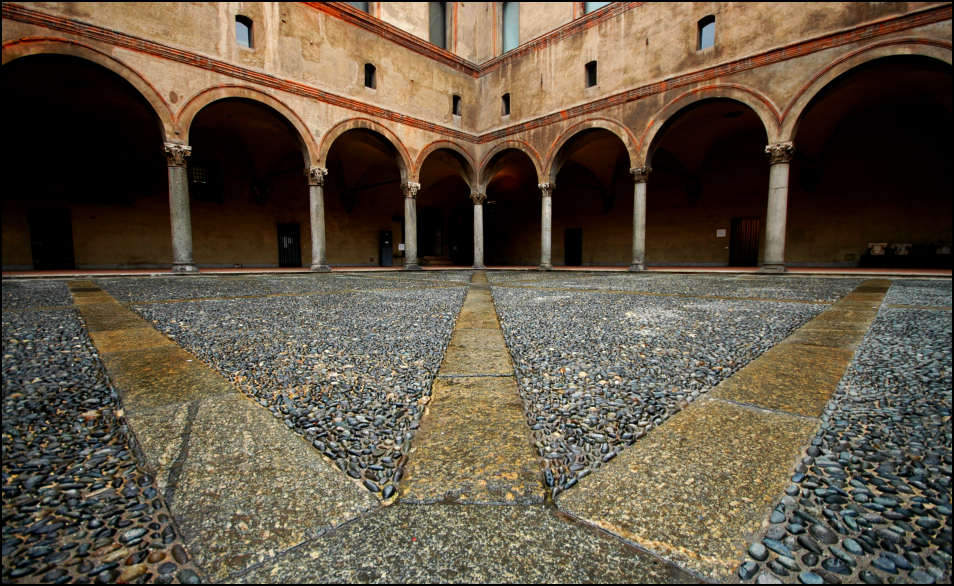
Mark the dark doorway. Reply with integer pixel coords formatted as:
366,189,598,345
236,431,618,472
730,217,760,266
419,206,443,257
565,228,583,265
277,223,302,267
29,209,75,270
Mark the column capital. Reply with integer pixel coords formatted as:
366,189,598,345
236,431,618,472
630,166,651,183
306,166,328,186
164,142,192,167
402,182,421,198
538,182,553,197
470,192,487,205
765,142,795,164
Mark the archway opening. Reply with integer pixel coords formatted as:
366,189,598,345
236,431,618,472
418,149,474,266
482,149,540,266
552,129,632,266
2,54,167,270
188,98,309,268
647,99,769,266
789,56,951,268
324,129,405,267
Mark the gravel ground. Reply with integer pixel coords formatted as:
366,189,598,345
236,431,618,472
489,274,861,495
107,278,467,500
736,281,952,584
2,283,202,584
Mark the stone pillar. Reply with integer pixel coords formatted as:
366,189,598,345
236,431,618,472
762,142,794,273
539,182,553,270
471,192,486,269
630,166,650,271
164,143,197,273
403,182,421,270
307,166,330,272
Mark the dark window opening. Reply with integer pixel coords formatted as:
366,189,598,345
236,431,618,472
364,63,376,89
347,2,370,13
698,15,715,50
502,93,511,116
429,2,447,49
585,60,597,87
235,15,253,48
452,94,462,117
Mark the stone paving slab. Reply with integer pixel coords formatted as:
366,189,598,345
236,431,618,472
68,281,379,582
398,377,543,504
236,503,699,584
558,397,818,580
439,328,514,376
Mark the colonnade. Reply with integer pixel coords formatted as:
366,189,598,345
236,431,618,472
163,140,797,273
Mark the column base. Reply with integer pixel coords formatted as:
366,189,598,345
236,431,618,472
310,264,331,273
628,263,645,272
404,264,421,271
539,264,553,271
171,263,198,273
759,263,786,274
472,264,486,270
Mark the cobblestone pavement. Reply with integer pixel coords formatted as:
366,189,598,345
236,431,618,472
2,272,950,584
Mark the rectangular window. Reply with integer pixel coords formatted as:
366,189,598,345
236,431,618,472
584,2,611,14
698,15,715,50
364,63,376,89
502,93,511,116
452,94,462,117
235,16,253,48
347,2,369,12
502,2,519,53
429,2,446,49
585,61,597,87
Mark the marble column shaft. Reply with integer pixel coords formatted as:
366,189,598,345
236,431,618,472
630,166,650,271
763,143,794,273
471,192,486,269
539,183,553,270
403,182,421,270
307,166,330,272
164,143,197,273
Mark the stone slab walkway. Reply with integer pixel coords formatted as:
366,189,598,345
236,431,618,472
397,272,544,504
67,281,378,582
557,279,891,581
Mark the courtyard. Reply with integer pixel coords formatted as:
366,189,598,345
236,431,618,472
2,270,951,584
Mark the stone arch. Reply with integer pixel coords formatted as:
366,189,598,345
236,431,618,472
2,37,174,141
477,140,545,191
544,117,638,183
636,84,781,165
178,85,318,166
779,39,953,141
412,140,477,188
318,117,412,183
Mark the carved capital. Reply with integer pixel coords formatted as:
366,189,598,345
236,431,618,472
164,143,192,167
765,142,795,164
630,166,651,183
538,182,553,197
306,166,328,186
470,192,487,205
402,182,421,198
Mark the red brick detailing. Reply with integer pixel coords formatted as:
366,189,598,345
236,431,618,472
3,3,950,146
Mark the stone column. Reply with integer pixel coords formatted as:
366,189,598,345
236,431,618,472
164,142,197,273
762,142,795,273
539,182,553,270
471,192,486,269
403,182,421,270
307,166,330,272
630,166,650,271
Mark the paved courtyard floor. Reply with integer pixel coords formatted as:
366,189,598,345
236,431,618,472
2,271,950,584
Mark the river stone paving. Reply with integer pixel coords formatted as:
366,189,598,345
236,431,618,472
735,279,952,585
98,275,467,500
489,273,863,495
2,281,203,584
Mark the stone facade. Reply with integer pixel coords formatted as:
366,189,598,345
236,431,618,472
2,2,951,270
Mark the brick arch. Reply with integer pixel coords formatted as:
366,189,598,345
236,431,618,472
477,139,545,191
177,85,318,166
779,39,953,141
412,140,477,187
636,84,781,165
2,37,174,141
543,117,638,183
318,117,412,183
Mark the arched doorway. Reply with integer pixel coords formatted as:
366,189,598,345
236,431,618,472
788,56,952,268
481,148,541,266
646,99,770,266
417,148,475,267
2,54,168,270
323,129,406,267
187,98,310,268
550,129,632,266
